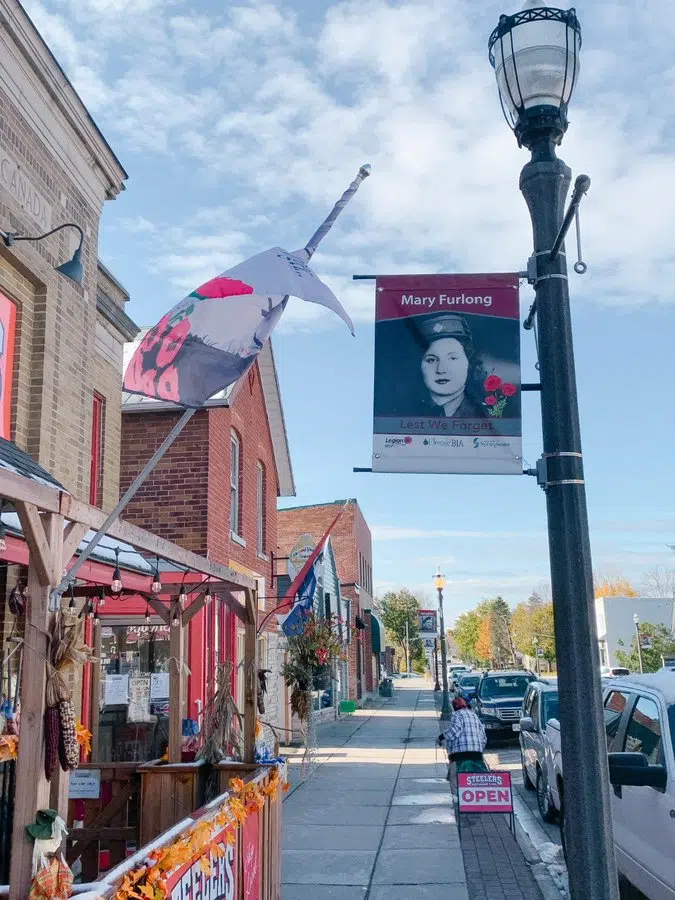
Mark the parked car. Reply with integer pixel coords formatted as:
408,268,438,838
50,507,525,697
545,672,675,899
447,664,471,689
455,673,481,703
472,670,537,742
601,666,631,678
519,680,560,822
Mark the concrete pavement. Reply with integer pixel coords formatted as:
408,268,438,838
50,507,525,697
282,679,468,899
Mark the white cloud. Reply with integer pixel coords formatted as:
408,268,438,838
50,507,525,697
27,0,675,328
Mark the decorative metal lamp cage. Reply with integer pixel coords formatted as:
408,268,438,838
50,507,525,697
488,2,581,148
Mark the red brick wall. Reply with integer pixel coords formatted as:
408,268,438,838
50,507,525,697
277,501,375,700
116,362,280,716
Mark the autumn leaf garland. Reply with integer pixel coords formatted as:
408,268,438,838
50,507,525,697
113,768,288,900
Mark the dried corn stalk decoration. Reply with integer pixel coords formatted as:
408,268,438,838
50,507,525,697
44,611,94,780
197,662,243,763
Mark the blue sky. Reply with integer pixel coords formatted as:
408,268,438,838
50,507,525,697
27,0,675,621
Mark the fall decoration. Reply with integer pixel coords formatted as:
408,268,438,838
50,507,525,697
43,611,94,780
112,766,288,900
197,661,243,763
282,612,343,722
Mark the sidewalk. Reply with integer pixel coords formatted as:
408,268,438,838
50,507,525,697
282,680,468,899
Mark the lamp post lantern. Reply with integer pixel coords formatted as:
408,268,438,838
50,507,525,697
489,5,619,899
434,568,451,719
633,613,644,673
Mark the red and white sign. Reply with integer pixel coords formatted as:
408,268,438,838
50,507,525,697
242,811,261,900
164,827,237,900
458,771,513,814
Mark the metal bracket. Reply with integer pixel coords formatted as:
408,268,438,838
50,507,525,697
523,457,548,491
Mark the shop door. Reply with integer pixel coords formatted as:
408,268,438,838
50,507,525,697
98,624,172,763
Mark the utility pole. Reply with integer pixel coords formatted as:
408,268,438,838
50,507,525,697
405,618,410,675
633,614,644,674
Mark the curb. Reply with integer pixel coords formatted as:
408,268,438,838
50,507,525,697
514,817,567,900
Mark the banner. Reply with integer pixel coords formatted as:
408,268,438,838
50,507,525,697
372,274,521,474
418,609,438,636
164,826,237,899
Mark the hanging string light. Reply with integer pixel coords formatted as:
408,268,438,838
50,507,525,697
68,583,77,615
205,578,213,606
145,603,151,625
151,557,162,594
178,573,187,608
111,547,122,594
171,604,180,628
0,500,6,552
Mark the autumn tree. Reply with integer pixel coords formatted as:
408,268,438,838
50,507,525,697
476,615,493,665
511,593,556,661
452,610,482,664
640,566,675,598
594,572,638,598
488,596,516,666
616,623,675,673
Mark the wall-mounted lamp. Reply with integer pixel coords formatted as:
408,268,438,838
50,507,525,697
1,222,84,286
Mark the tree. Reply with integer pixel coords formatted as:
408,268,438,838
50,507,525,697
616,622,675,673
488,596,516,666
452,610,481,663
640,566,675,598
511,593,556,661
380,589,422,663
594,572,638,598
476,615,493,665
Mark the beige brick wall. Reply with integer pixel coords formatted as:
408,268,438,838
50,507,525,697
0,23,132,507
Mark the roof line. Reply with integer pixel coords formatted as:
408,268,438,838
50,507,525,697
279,499,357,512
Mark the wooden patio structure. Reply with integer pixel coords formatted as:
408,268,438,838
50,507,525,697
0,464,261,899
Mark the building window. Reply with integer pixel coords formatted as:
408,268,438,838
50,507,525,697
256,462,266,555
90,393,105,506
230,431,241,536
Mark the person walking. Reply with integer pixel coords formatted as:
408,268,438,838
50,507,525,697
437,696,488,782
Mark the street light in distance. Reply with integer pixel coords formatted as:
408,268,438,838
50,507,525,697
433,567,451,720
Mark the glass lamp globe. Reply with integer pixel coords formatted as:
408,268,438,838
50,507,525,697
489,1,581,147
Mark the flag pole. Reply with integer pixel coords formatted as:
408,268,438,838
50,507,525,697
52,165,371,605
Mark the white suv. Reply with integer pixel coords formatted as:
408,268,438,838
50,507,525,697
602,673,675,899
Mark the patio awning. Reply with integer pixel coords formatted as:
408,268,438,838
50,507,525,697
371,613,384,655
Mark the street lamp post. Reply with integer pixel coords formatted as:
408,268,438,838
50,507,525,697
633,613,644,673
488,6,619,900
433,638,441,691
434,569,451,719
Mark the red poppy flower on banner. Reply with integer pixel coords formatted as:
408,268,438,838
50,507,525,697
484,374,503,392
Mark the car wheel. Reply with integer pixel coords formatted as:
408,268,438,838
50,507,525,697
537,767,557,823
521,752,535,791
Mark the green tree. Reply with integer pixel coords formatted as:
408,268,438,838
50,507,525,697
511,593,556,661
452,610,482,663
616,622,675,673
488,596,516,666
380,589,422,667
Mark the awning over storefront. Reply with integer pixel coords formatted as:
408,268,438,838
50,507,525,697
371,613,384,656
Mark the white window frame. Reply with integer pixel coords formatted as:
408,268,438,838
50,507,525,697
230,432,240,536
256,462,265,556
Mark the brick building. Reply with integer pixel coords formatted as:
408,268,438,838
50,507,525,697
0,0,137,507
277,499,379,704
110,335,295,749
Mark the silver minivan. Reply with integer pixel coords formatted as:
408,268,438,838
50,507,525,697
519,680,560,822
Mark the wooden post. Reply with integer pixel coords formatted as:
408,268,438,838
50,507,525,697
90,623,102,763
9,509,63,900
243,588,258,764
168,603,184,763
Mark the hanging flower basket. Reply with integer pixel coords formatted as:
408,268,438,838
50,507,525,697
282,612,346,721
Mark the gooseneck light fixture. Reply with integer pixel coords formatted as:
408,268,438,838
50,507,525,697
0,222,85,286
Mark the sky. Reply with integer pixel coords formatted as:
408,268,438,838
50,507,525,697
25,0,675,623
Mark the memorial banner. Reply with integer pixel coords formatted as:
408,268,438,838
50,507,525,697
372,274,521,474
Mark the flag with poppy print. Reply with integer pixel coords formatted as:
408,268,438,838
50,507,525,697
124,247,354,408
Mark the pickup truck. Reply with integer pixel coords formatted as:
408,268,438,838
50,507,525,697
545,673,675,899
